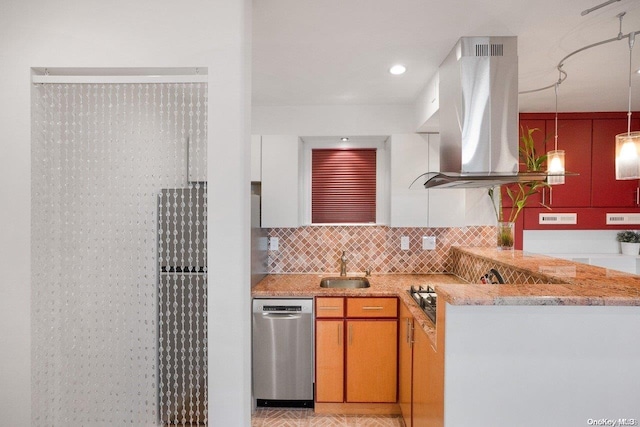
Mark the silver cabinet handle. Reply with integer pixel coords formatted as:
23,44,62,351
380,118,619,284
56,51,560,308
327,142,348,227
348,324,353,345
362,306,383,310
636,187,639,206
410,323,415,346
318,306,340,310
338,323,342,346
542,188,546,205
405,318,410,344
550,186,553,205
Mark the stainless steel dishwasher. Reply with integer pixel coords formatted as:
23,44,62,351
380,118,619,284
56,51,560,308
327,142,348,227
252,298,314,407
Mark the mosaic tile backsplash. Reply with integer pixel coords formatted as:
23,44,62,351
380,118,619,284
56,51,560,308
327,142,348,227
450,248,566,285
267,225,496,274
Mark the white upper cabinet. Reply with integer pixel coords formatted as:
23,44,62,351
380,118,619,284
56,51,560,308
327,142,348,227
389,134,473,227
251,135,262,182
388,133,468,227
425,134,466,227
389,134,430,227
261,135,301,228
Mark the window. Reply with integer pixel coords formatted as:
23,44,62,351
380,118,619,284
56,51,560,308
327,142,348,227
311,148,377,224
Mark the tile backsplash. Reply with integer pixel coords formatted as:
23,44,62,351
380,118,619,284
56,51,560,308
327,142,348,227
267,225,496,274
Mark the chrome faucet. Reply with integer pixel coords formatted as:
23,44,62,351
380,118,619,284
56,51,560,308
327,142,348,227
340,251,348,276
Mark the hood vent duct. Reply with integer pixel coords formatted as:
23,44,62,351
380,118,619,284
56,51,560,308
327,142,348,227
415,36,565,189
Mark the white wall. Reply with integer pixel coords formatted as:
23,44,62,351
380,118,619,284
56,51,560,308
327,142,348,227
252,104,416,135
445,304,640,426
523,230,622,254
0,0,251,425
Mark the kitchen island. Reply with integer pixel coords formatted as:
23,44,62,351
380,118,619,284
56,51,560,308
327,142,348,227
252,247,640,427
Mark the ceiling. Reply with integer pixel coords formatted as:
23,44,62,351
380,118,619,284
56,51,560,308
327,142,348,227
252,0,640,113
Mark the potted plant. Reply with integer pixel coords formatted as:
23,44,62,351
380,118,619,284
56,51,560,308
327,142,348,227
489,126,550,250
616,230,640,255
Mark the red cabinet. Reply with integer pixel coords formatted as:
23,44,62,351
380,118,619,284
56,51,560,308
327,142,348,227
592,118,640,207
543,119,592,208
519,112,640,231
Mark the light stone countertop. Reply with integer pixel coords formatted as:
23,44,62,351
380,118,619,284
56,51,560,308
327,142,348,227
252,248,640,340
252,273,463,342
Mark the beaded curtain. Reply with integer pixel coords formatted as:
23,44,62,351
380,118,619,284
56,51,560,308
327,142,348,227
32,82,207,426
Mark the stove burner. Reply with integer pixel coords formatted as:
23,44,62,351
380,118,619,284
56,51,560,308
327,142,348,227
408,285,437,324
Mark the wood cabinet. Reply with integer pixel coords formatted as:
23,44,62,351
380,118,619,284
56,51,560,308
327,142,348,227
592,118,640,207
412,324,443,427
519,113,640,234
398,301,414,427
398,300,444,427
315,297,397,406
315,320,344,402
543,119,592,208
346,320,397,402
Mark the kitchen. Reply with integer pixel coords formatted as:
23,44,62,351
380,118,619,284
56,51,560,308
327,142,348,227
2,1,640,427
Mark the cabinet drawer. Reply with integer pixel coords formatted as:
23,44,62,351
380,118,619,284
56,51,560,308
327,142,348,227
316,297,344,318
346,298,397,318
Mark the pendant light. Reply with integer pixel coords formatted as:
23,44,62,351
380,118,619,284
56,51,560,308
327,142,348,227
547,81,565,185
615,32,640,180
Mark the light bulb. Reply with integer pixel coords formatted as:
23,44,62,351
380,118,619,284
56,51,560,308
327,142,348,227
616,132,640,180
389,65,407,75
547,150,565,185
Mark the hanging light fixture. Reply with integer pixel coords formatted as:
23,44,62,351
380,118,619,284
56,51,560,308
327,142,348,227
616,32,640,180
547,81,565,185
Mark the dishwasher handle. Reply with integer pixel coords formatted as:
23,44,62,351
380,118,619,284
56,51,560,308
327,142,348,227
262,312,303,320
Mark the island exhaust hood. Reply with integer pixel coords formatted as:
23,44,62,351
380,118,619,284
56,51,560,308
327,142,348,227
413,36,552,189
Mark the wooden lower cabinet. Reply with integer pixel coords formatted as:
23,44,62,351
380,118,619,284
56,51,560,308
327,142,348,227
315,297,398,407
316,320,344,402
398,302,414,427
399,299,444,427
413,324,443,427
346,320,397,402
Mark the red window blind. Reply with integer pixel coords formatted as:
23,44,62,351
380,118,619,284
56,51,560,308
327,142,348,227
312,149,376,223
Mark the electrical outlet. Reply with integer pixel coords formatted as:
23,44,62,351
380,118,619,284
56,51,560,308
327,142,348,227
422,236,436,250
400,236,410,250
269,237,279,251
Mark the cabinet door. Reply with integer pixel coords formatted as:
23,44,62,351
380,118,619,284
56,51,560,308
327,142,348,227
315,320,344,402
398,303,414,427
261,135,300,227
544,119,592,207
251,135,261,182
592,118,640,207
346,320,397,403
412,326,443,427
389,134,429,227
426,134,466,227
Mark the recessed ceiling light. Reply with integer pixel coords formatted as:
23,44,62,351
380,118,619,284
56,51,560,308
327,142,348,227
636,67,640,74
340,137,349,142
389,64,407,75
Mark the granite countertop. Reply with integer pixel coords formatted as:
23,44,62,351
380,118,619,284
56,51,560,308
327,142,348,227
445,247,640,306
252,273,464,342
252,248,640,341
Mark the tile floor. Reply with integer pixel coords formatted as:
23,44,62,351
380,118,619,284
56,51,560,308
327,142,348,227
251,408,404,427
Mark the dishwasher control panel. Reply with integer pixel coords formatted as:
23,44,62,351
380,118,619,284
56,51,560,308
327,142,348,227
253,298,314,314
263,305,302,312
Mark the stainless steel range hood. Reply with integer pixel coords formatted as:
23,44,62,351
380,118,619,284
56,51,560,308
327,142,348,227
416,36,546,189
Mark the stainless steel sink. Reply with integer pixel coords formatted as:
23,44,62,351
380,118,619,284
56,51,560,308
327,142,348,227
319,277,370,289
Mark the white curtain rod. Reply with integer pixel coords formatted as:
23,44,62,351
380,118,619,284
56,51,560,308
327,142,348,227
32,75,208,84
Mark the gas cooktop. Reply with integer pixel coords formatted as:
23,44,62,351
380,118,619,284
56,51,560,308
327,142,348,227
408,285,437,324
